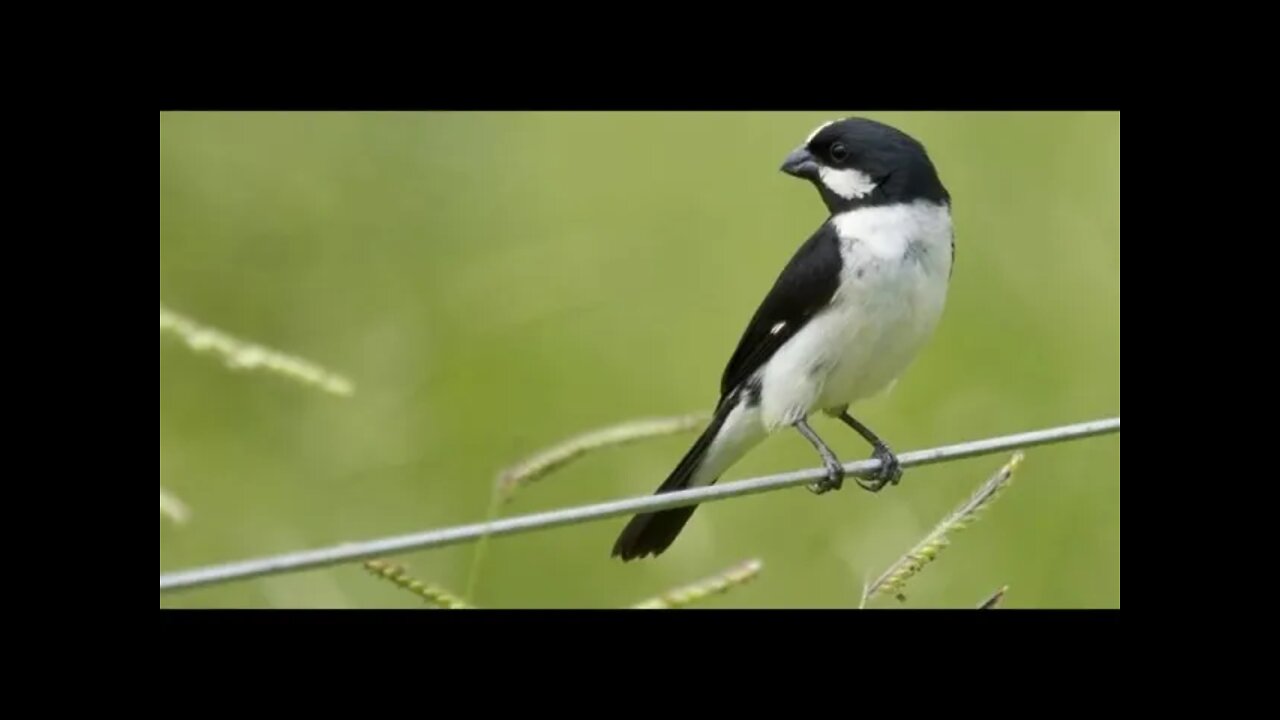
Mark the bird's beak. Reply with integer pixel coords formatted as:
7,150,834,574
780,146,819,180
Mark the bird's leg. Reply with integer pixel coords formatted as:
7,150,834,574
794,418,845,495
837,410,902,492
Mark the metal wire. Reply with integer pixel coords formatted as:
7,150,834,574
159,416,1119,594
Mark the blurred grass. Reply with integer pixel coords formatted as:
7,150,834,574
159,111,1120,608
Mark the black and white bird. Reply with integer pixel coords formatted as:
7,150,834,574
612,116,954,561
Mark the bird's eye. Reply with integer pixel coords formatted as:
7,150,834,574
829,142,849,162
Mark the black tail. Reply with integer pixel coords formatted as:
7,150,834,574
611,398,736,561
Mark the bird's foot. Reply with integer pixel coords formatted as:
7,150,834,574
855,443,902,492
807,457,846,495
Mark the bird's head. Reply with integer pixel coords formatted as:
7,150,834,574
780,117,949,214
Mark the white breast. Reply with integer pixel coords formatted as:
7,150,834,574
758,200,953,430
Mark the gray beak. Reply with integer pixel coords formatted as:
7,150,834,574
780,146,819,179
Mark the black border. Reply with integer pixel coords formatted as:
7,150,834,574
160,49,1121,110
159,607,1120,642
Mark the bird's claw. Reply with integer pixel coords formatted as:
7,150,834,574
807,459,846,495
855,444,902,492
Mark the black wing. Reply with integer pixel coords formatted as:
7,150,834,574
718,220,843,400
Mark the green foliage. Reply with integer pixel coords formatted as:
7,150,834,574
364,556,763,610
160,487,190,524
630,559,763,609
977,586,1008,609
362,559,472,609
495,414,708,503
161,304,353,397
862,454,1022,607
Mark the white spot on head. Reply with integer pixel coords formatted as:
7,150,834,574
770,321,786,335
806,120,836,146
818,167,878,200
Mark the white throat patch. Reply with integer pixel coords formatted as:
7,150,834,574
818,166,878,200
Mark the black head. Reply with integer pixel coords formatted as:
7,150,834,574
780,117,949,214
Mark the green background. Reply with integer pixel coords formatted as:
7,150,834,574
159,111,1120,609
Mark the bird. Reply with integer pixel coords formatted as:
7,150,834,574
611,116,955,561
